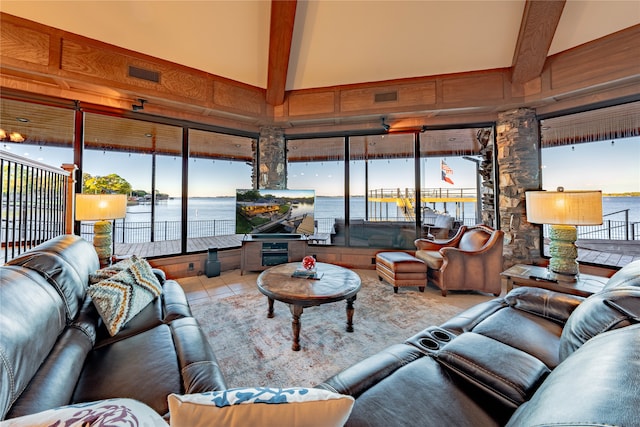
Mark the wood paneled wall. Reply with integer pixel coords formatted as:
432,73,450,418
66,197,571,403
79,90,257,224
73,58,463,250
1,13,639,135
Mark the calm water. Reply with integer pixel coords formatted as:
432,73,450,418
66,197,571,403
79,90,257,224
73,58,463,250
124,196,640,224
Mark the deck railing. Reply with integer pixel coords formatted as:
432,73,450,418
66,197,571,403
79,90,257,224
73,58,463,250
542,209,639,241
80,213,639,246
1,151,73,262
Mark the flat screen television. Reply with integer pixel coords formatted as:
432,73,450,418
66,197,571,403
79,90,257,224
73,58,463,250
235,189,315,237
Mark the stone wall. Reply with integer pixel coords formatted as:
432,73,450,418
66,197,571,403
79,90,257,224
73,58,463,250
257,127,286,189
496,108,542,268
477,128,496,227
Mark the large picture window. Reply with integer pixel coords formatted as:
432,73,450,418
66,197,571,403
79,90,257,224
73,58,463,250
540,102,640,267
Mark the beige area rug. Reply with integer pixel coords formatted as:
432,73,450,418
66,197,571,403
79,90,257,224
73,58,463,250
190,270,493,389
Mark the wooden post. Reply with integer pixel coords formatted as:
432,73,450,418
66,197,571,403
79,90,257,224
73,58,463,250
61,163,78,234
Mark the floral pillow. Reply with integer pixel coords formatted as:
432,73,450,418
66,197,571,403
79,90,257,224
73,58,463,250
0,398,169,426
168,387,355,427
88,256,163,336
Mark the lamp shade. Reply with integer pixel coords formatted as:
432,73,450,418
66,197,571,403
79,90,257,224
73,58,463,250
525,189,602,226
75,194,127,221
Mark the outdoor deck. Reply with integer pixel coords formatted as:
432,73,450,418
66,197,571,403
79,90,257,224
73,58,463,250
113,235,640,268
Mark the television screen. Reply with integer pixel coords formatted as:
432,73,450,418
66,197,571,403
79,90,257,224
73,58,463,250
235,189,315,237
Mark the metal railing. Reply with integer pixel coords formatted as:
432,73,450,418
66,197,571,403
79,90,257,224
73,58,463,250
542,209,639,241
1,151,71,262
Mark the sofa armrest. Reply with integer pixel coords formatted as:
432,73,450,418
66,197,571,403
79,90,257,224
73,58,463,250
162,280,192,321
170,317,227,394
315,344,424,398
152,268,167,284
504,287,584,325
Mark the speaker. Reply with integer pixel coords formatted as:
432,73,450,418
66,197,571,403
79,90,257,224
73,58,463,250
205,248,221,278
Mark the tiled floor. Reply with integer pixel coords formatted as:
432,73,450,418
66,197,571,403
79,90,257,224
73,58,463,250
176,269,262,308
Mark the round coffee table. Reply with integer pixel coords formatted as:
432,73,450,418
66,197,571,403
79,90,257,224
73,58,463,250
256,262,361,351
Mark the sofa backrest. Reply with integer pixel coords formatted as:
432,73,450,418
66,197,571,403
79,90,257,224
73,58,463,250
7,235,99,321
0,266,67,420
558,259,640,361
458,226,492,251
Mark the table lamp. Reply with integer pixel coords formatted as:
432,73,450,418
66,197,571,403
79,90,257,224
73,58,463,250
525,187,602,280
76,194,127,267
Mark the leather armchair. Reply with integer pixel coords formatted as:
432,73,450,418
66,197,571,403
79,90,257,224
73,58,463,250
414,224,504,296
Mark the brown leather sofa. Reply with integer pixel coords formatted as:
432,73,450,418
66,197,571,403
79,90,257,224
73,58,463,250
317,260,640,426
414,224,504,296
0,235,226,421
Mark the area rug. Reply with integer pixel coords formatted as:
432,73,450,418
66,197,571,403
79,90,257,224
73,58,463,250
190,271,492,389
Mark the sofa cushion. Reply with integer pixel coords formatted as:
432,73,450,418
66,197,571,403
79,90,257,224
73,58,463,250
415,250,443,269
7,252,87,321
73,324,181,416
1,398,169,426
506,324,640,427
0,267,67,421
168,387,354,427
87,257,162,336
458,228,490,251
558,286,640,361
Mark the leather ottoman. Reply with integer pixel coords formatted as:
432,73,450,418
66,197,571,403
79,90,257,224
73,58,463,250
376,252,427,293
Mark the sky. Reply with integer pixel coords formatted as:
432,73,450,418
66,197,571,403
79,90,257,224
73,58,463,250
3,136,638,197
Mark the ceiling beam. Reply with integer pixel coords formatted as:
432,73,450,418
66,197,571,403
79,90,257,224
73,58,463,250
511,0,565,84
266,0,298,106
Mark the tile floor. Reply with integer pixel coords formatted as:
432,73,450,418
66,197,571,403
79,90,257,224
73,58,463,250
176,269,262,308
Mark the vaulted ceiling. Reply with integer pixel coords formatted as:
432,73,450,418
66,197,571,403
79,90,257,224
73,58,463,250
2,0,639,108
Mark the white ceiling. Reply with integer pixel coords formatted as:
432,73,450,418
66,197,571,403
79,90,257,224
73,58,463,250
1,0,639,91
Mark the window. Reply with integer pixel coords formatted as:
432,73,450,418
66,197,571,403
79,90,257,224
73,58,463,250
83,113,182,256
187,129,253,251
348,134,416,248
287,137,345,244
540,102,640,267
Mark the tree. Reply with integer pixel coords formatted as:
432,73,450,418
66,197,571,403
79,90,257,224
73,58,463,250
82,173,132,194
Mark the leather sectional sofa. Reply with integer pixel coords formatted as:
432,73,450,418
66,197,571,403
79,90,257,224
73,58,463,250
0,235,226,421
317,260,640,426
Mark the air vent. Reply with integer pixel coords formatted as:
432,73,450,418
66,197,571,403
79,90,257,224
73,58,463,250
374,91,398,103
128,66,160,83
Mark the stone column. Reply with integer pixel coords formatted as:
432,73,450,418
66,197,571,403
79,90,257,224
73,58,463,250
257,127,286,189
476,128,496,227
496,108,542,268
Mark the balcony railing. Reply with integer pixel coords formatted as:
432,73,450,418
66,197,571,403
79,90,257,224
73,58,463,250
1,151,73,263
542,209,639,241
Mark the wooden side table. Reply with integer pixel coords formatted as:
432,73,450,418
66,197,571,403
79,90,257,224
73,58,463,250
501,264,608,297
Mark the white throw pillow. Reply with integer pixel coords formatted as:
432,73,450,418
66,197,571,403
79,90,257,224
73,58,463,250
0,398,169,426
168,387,355,427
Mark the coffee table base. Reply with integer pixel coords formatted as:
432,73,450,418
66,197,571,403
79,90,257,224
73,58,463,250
266,296,357,351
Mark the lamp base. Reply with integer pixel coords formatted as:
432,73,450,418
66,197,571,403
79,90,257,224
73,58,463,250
93,220,113,268
548,224,578,280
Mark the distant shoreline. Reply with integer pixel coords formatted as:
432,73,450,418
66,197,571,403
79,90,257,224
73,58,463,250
603,193,640,197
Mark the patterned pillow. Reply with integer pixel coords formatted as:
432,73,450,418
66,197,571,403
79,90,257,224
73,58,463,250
88,257,163,336
0,398,169,426
168,387,355,427
89,256,137,285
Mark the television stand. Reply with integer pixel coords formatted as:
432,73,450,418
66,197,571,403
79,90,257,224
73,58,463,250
240,235,307,274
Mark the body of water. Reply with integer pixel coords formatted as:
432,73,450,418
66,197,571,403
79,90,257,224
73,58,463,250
124,196,640,224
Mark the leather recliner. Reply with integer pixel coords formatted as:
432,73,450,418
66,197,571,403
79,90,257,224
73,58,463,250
414,224,504,296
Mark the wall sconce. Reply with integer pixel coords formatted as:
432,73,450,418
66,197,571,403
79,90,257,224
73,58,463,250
525,187,602,280
132,98,147,111
381,117,390,132
76,194,128,267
